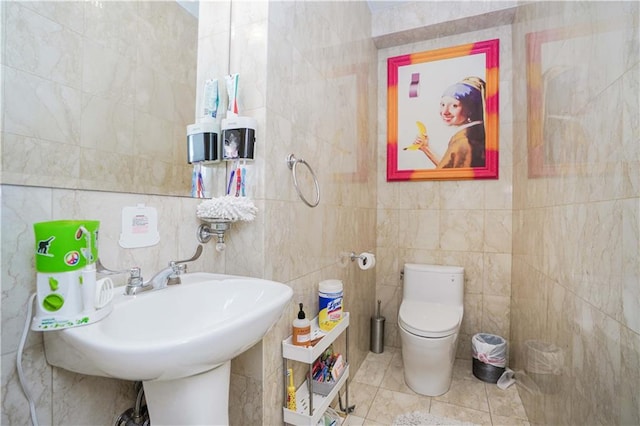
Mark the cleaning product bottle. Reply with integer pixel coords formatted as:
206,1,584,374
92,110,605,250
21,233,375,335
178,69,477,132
292,303,311,347
318,279,343,331
286,368,296,411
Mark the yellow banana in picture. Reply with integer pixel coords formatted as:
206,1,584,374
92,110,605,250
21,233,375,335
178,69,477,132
403,121,428,150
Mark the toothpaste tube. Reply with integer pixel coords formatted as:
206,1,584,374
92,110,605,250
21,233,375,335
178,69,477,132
203,78,219,118
225,73,239,116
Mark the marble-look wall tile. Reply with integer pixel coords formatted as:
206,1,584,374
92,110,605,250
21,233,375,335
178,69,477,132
371,1,518,40
571,299,621,425
4,2,83,88
82,38,136,105
1,343,52,426
398,209,440,250
1,184,220,425
483,253,512,297
460,294,483,338
2,1,197,196
440,210,485,252
620,327,640,425
229,373,262,426
3,65,81,145
484,209,512,254
52,368,136,425
85,1,138,59
1,186,52,353
622,197,640,334
18,1,84,33
240,1,378,423
511,2,639,424
482,295,510,341
80,92,134,153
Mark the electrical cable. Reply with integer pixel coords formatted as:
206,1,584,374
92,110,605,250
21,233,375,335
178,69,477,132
17,292,40,426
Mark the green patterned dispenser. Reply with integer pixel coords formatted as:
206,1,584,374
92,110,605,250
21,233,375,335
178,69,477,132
32,220,111,331
34,220,99,272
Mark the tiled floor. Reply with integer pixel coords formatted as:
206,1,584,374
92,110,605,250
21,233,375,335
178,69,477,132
346,347,529,426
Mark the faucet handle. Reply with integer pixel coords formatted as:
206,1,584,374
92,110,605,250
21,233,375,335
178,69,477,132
167,263,186,286
128,267,143,286
171,245,204,265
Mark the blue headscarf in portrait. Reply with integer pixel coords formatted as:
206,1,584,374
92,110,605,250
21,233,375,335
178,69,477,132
442,78,485,122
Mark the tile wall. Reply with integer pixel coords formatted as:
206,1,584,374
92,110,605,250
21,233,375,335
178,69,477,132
374,8,515,359
372,2,639,424
2,1,378,425
1,186,218,424
510,2,640,425
1,1,196,195
3,1,637,425
197,2,379,423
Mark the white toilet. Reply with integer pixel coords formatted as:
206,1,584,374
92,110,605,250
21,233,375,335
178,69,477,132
398,263,464,396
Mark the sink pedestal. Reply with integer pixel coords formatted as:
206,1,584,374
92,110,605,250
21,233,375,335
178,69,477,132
143,361,231,425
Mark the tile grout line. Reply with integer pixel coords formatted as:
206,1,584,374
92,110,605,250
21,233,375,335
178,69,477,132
484,382,495,426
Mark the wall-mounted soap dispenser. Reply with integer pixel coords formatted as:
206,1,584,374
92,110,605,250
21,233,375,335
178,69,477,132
221,116,257,161
187,121,222,164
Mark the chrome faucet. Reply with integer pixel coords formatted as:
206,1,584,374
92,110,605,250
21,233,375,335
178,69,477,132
124,245,204,296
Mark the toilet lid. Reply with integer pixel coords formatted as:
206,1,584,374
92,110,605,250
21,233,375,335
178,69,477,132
399,301,462,338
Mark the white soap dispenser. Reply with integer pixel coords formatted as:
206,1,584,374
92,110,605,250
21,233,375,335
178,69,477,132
292,303,311,347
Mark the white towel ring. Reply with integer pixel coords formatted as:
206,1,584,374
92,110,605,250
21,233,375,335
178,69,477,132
286,153,320,208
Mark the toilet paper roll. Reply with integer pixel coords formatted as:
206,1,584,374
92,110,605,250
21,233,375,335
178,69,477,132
357,252,375,270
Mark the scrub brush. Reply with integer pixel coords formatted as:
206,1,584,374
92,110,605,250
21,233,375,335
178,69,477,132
196,195,257,222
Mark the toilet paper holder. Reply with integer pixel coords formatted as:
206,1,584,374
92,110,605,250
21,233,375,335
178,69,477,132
349,252,366,262
337,251,376,270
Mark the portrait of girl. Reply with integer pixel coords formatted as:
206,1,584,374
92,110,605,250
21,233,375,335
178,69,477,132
407,76,486,169
387,39,499,181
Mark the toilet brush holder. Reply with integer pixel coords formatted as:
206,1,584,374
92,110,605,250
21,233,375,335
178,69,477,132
370,300,385,353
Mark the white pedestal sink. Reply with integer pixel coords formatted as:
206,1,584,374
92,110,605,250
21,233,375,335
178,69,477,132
43,272,293,425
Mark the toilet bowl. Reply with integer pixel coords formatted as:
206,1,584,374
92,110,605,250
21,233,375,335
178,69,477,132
398,264,464,396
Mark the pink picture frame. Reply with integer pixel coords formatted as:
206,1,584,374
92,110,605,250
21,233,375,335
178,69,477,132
387,39,500,181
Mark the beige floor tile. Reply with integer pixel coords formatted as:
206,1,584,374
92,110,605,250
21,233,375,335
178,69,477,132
347,381,379,419
486,384,528,419
347,414,365,425
366,388,431,425
353,351,394,387
490,414,530,425
346,355,529,426
379,351,417,395
453,357,476,381
434,376,490,412
362,419,386,426
430,400,491,426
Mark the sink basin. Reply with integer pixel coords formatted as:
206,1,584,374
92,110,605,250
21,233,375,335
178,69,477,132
44,272,293,424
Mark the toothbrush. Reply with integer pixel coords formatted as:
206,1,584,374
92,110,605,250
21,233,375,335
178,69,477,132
197,166,204,198
241,164,246,197
191,166,198,197
227,160,238,195
226,167,236,195
235,166,241,196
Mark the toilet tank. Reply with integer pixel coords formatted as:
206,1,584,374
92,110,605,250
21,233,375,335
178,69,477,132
403,264,464,306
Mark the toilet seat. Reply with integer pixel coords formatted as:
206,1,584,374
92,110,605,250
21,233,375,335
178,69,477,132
399,300,461,338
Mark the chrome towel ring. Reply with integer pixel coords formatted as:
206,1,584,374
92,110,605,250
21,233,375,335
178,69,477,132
286,153,320,208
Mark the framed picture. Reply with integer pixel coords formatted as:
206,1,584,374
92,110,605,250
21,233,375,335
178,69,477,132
387,39,499,181
526,21,618,178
